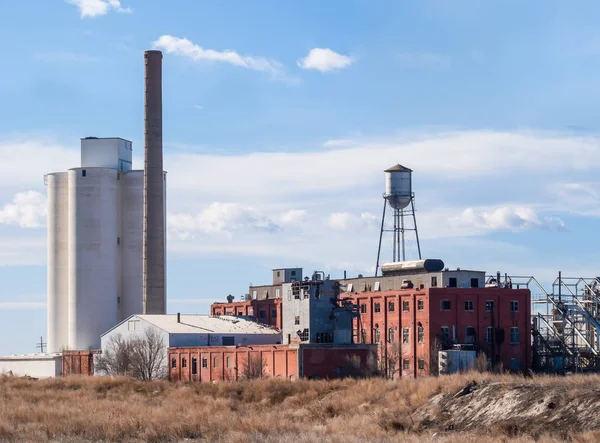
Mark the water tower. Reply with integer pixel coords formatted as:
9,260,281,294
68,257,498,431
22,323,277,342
375,164,421,276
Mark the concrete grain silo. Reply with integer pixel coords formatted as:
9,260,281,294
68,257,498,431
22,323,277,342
45,137,165,352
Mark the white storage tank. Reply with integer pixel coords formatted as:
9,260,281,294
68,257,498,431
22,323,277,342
121,170,144,319
384,164,412,210
67,167,120,350
47,172,69,353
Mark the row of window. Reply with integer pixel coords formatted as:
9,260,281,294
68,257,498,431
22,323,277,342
360,299,520,314
172,356,235,374
258,309,278,319
360,326,521,345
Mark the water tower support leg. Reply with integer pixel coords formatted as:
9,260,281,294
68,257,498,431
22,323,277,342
411,198,422,260
375,199,387,277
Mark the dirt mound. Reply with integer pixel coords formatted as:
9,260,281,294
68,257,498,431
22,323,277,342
413,380,600,439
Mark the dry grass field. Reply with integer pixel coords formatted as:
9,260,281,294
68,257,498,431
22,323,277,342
1,372,600,442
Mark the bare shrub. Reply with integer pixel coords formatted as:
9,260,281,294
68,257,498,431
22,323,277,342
476,351,489,373
95,329,166,381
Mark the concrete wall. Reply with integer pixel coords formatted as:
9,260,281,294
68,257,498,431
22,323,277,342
0,354,63,378
341,270,485,293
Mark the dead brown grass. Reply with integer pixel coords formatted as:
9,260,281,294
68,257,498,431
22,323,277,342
0,372,599,442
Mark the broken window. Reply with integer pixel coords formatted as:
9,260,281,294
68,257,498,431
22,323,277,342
191,358,197,375
182,358,187,369
295,316,300,325
418,359,425,370
471,278,479,288
299,329,309,341
403,300,410,312
374,328,380,344
388,328,394,344
403,328,410,344
374,303,381,313
171,358,176,369
360,304,367,314
431,276,438,287
440,300,451,311
202,358,207,368
418,300,424,311
418,326,424,344
403,359,410,371
465,327,476,344
449,278,457,288
388,301,395,312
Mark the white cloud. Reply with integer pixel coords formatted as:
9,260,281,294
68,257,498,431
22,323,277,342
153,35,292,81
168,202,279,238
327,212,379,230
0,191,46,228
193,104,203,110
280,209,308,225
67,0,132,18
297,48,353,72
452,206,567,233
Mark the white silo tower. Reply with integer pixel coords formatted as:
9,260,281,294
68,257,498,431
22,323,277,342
375,164,421,276
45,137,165,352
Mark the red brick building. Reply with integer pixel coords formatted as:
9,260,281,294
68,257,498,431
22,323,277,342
347,287,531,377
211,298,282,329
169,343,376,382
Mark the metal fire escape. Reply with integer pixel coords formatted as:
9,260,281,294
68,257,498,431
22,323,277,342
511,274,600,372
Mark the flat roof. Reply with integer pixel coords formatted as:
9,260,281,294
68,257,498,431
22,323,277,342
137,314,280,335
81,137,132,142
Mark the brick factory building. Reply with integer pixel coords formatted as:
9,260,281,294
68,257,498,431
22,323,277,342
211,264,531,377
347,286,531,377
169,343,375,382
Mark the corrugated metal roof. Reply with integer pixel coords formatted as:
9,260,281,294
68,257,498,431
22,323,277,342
384,164,412,173
137,314,280,335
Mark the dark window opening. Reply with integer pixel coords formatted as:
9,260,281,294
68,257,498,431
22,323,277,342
388,301,395,312
403,300,410,312
510,301,519,312
465,327,476,344
403,328,409,344
388,328,394,343
441,300,451,311
449,278,457,288
295,316,300,325
82,170,87,177
360,304,367,314
418,300,424,311
182,358,187,368
441,327,450,344
374,303,381,313
403,359,410,371
316,332,333,343
272,308,277,318
418,359,425,370
299,328,309,341
431,276,438,287
191,358,197,375
464,300,474,311
471,278,479,288
171,358,176,369
202,358,207,368
486,300,495,312
222,336,234,346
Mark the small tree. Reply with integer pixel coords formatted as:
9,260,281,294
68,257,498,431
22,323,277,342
242,353,266,379
379,342,402,379
429,336,443,376
96,329,167,381
129,329,167,381
95,334,133,377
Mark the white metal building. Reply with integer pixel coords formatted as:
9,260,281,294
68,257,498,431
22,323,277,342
0,353,63,378
99,314,282,374
46,137,166,352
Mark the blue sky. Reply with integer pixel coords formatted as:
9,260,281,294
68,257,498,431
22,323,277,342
1,0,600,354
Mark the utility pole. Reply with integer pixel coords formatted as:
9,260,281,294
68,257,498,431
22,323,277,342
36,336,46,353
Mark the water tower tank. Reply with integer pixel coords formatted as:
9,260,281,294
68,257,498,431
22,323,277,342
384,164,412,209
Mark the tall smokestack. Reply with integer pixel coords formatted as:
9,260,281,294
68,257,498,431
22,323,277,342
143,50,166,314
